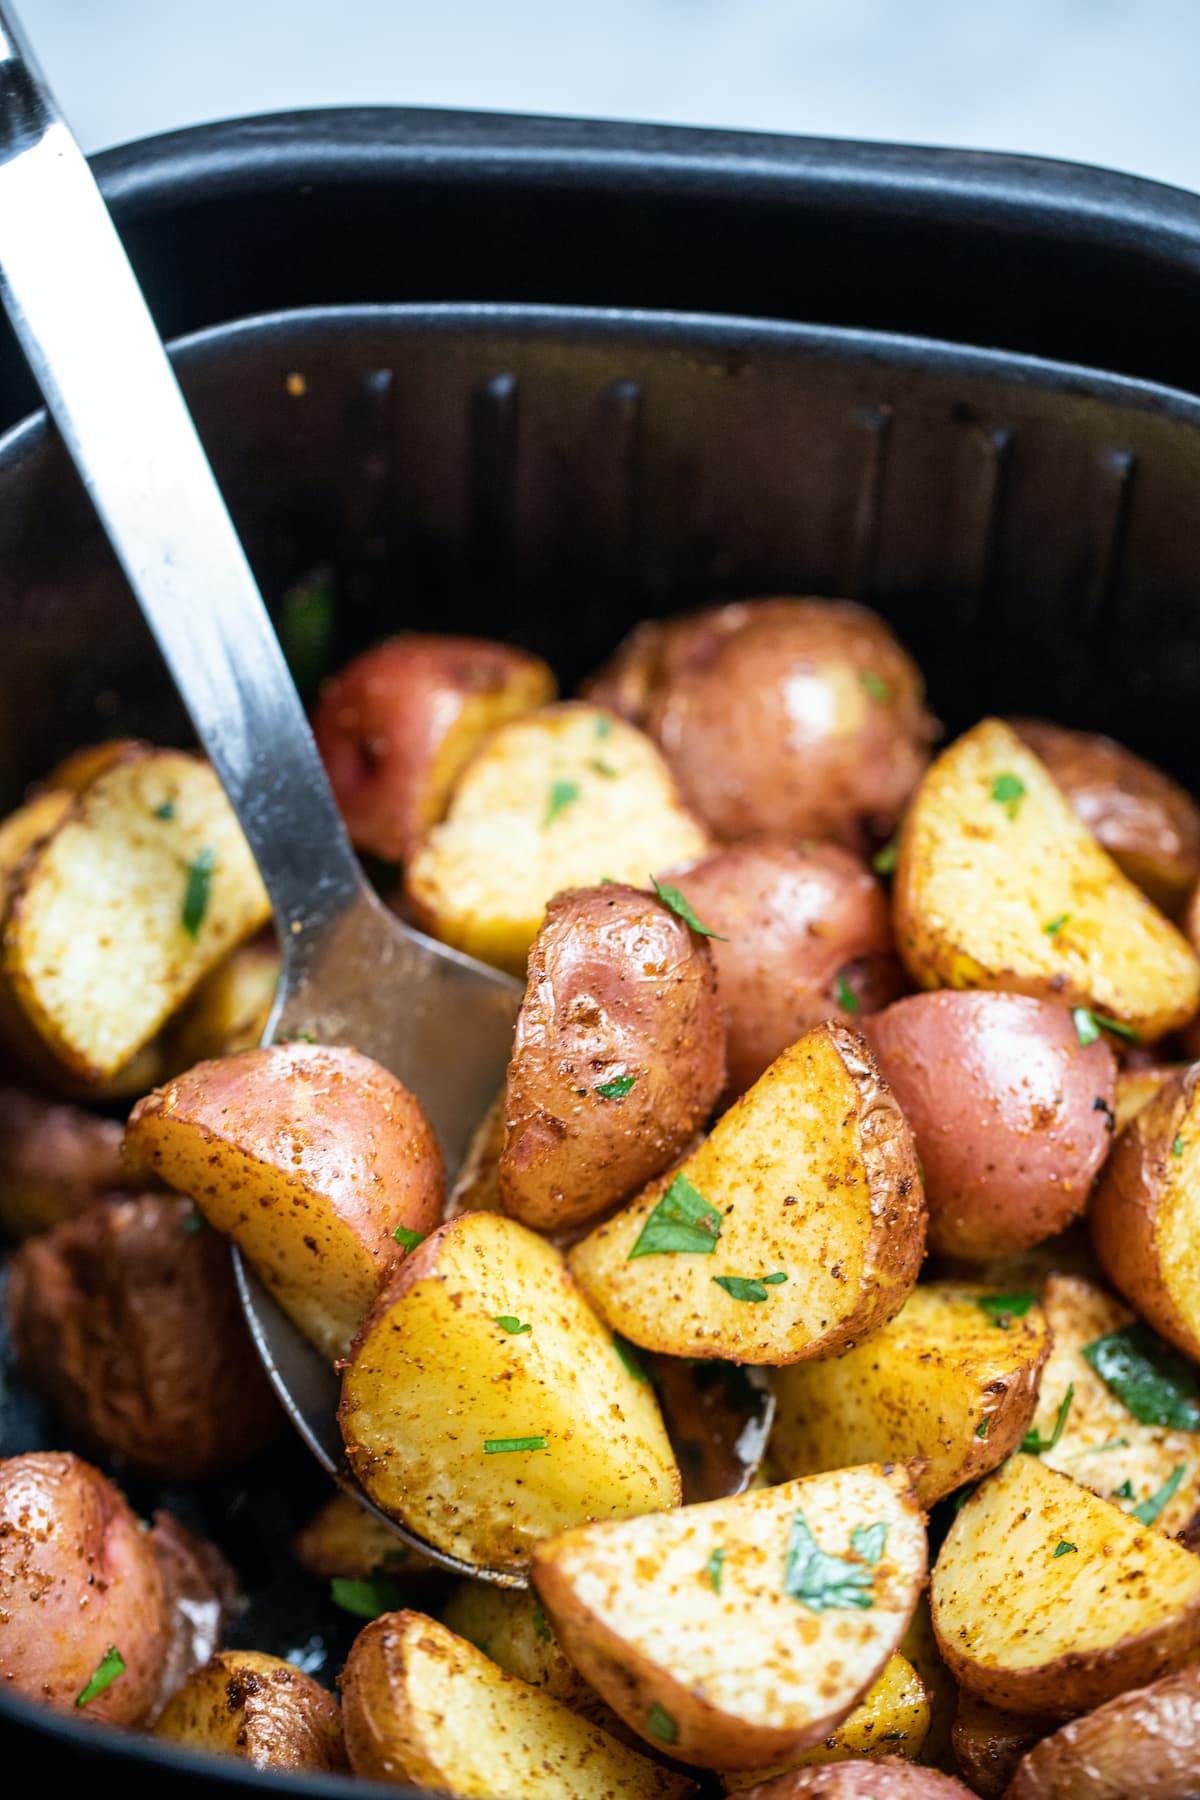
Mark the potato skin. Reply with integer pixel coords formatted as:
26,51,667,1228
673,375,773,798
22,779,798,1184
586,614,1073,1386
499,883,725,1231
6,1193,281,1478
583,597,936,852
1010,718,1200,918
740,1764,975,1798
149,1511,238,1718
153,1649,346,1770
0,1086,126,1238
668,840,905,1099
861,993,1116,1258
952,1694,1046,1798
0,1451,167,1724
1004,1663,1200,1800
314,633,556,863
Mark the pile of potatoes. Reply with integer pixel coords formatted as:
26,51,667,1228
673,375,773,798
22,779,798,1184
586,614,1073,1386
9,596,1200,1797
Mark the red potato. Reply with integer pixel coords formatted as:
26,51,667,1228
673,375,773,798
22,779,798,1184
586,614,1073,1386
861,992,1117,1259
153,1650,347,1770
314,633,556,863
668,839,905,1099
1004,1663,1200,1799
0,1086,126,1238
148,1511,238,1719
499,883,726,1232
952,1694,1047,1798
740,1762,975,1798
0,1451,167,1724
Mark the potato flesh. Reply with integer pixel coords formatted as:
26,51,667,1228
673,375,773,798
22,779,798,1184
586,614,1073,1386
722,1654,930,1789
770,1284,1049,1506
894,718,1200,1040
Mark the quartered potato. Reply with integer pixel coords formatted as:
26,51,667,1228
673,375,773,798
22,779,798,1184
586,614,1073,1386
532,1464,927,1770
950,1695,1046,1800
404,702,709,974
898,1596,958,1775
292,1491,434,1581
339,1610,693,1797
124,1042,444,1362
770,1283,1050,1506
894,718,1200,1040
153,1650,346,1771
1089,1063,1200,1364
930,1454,1200,1716
1004,1663,1200,1800
4,747,272,1082
338,1211,680,1572
722,1654,930,1789
1114,1061,1184,1133
165,934,280,1067
569,1022,925,1364
440,1581,626,1736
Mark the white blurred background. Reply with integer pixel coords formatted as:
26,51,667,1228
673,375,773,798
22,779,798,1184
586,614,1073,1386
15,0,1200,193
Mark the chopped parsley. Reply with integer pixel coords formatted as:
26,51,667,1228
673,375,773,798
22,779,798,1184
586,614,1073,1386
1043,914,1070,937
1175,1136,1186,1158
712,1272,788,1303
75,1646,125,1708
1063,1436,1129,1460
650,876,728,940
181,847,217,938
1072,1007,1140,1046
612,1333,648,1382
594,1074,636,1100
183,1208,209,1236
278,569,335,700
330,1575,406,1619
1022,1384,1074,1455
976,1417,990,1438
646,1702,678,1744
495,1316,532,1335
860,671,891,702
1052,1541,1077,1558
628,1173,722,1259
1131,1464,1187,1527
153,799,176,821
590,758,619,778
851,1521,889,1565
392,1225,426,1252
1081,1322,1200,1430
834,972,859,1013
484,1436,547,1455
531,1599,552,1644
990,772,1026,820
594,715,613,739
871,834,900,877
704,1547,725,1593
978,1292,1037,1329
784,1512,884,1613
543,779,580,828
1113,1479,1136,1500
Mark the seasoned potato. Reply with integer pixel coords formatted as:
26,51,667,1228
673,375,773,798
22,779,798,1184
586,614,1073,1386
340,1609,692,1796
894,719,1200,1041
583,598,937,853
569,1022,925,1365
770,1283,1050,1506
931,1454,1200,1715
1089,1064,1200,1363
1028,1273,1200,1540
533,1465,926,1769
124,1042,444,1361
668,839,905,1100
739,1768,974,1799
153,1649,346,1770
723,1654,930,1789
440,1581,629,1738
1004,1662,1200,1799
338,1211,680,1572
447,1092,506,1219
499,883,725,1232
166,933,280,1066
900,1596,959,1774
314,633,556,863
1114,1061,1184,1132
44,737,144,793
4,747,272,1081
292,1491,433,1581
951,1695,1046,1799
404,702,709,974
7,1193,281,1478
0,1451,166,1724
149,1511,237,1718
861,993,1116,1258
1009,717,1200,918
0,1087,126,1238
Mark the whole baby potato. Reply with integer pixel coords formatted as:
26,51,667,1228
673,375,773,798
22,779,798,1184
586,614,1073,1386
7,1192,281,1478
0,1451,167,1724
861,992,1116,1259
499,882,725,1232
583,597,937,851
0,1086,126,1238
314,633,556,863
669,839,905,1099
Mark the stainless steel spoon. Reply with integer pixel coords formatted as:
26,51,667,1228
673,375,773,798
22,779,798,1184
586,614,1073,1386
0,9,770,1586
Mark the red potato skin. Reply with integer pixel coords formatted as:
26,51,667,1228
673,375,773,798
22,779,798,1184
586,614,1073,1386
0,1451,167,1724
314,634,555,863
741,1761,976,1799
952,1694,1047,1798
861,993,1117,1259
583,598,937,852
1003,1663,1200,1799
0,1085,127,1237
668,839,906,1100
148,1511,238,1719
499,883,726,1231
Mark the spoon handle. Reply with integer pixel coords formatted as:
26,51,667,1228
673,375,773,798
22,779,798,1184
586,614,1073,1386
0,9,365,946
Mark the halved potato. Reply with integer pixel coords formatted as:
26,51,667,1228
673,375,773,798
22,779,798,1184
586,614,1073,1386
1005,1663,1200,1800
930,1454,1200,1715
338,1211,680,1572
894,718,1200,1040
153,1650,346,1771
1090,1064,1200,1363
950,1694,1046,1799
4,748,272,1080
165,934,280,1067
569,1022,925,1364
124,1042,444,1361
339,1609,692,1797
532,1463,927,1769
292,1492,433,1581
404,702,709,974
722,1654,930,1790
770,1284,1050,1506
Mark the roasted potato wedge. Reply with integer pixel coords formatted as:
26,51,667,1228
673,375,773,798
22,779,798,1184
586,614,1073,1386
4,747,272,1081
404,702,709,973
569,1022,925,1364
532,1463,927,1770
165,933,280,1067
124,1042,444,1361
0,1087,126,1238
153,1650,346,1771
1114,1061,1185,1133
951,1694,1046,1799
148,1511,238,1720
931,1454,1200,1715
338,1211,680,1572
739,1767,974,1799
723,1654,930,1789
314,633,556,863
862,993,1116,1258
339,1609,693,1796
1089,1063,1200,1363
499,883,725,1232
894,719,1200,1041
1004,1662,1200,1800
292,1491,433,1581
771,1283,1050,1506
899,1596,958,1774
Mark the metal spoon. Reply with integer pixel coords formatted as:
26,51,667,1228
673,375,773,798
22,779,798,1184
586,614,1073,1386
0,8,768,1585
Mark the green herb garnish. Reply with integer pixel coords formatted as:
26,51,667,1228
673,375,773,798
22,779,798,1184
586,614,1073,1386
392,1225,426,1252
153,799,176,821
1081,1322,1200,1429
834,973,859,1013
650,876,728,940
646,1702,677,1744
613,1333,648,1382
1052,1541,1077,1558
851,1522,889,1565
594,715,613,739
331,1575,406,1619
860,671,891,702
1131,1464,1187,1526
976,1417,990,1438
495,1316,532,1335
1175,1136,1186,1158
590,758,619,778
75,1646,125,1708
543,779,580,828
183,1209,209,1236
1022,1384,1074,1455
181,847,216,938
1072,1007,1140,1046
595,1074,636,1100
713,1272,788,1303
1114,1479,1136,1499
978,1292,1037,1329
484,1436,548,1455
783,1512,881,1613
704,1547,725,1593
279,569,335,700
871,835,900,877
628,1173,722,1259
531,1599,552,1643
1043,914,1070,937
991,772,1026,820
